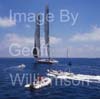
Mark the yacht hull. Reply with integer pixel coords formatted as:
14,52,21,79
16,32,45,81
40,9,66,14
36,59,58,64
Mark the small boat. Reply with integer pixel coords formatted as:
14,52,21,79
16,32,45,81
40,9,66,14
25,77,52,89
18,64,25,68
47,69,74,77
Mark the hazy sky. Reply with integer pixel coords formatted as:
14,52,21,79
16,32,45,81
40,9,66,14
0,0,100,58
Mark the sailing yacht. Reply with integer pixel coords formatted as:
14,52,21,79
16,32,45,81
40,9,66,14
33,5,58,64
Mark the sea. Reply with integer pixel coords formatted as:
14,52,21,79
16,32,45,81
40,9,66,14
0,58,100,99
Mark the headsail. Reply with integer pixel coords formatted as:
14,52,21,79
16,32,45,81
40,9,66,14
45,5,50,58
33,14,40,58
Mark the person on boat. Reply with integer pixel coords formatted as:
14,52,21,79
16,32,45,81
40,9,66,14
37,76,42,81
39,76,42,81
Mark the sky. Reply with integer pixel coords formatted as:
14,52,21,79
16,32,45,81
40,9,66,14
0,0,100,58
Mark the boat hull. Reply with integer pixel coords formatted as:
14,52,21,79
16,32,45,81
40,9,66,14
36,59,58,64
25,77,51,89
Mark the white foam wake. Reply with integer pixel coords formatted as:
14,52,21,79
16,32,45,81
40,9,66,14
57,74,100,83
4,64,26,71
47,71,100,83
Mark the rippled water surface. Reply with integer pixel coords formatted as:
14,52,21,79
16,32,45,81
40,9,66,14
0,58,100,99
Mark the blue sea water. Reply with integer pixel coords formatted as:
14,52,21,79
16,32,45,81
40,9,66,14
0,58,100,99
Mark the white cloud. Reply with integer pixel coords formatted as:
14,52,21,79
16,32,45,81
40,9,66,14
5,33,34,45
68,44,100,58
67,26,100,58
0,33,99,58
3,33,61,46
50,36,62,44
0,17,16,27
69,26,100,42
0,33,61,57
0,32,100,58
0,33,62,57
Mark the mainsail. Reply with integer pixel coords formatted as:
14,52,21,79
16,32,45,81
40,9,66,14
33,5,58,64
33,14,40,58
45,5,50,58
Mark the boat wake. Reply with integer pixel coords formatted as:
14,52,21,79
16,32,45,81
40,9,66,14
47,70,100,83
4,64,26,71
57,74,100,83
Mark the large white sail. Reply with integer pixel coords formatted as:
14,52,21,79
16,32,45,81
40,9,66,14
33,14,40,58
44,5,50,58
33,5,58,64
